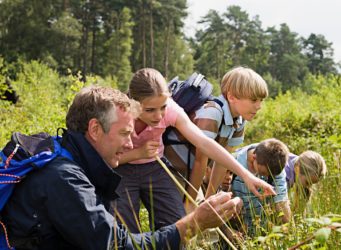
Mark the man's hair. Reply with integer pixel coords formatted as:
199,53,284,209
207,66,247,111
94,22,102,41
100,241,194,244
220,66,268,100
254,138,289,176
128,68,170,102
297,151,327,180
66,85,141,134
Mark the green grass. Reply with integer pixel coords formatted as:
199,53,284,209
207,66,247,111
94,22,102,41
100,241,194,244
1,60,340,249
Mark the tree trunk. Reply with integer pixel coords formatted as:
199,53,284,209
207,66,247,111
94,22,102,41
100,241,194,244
91,16,97,73
81,9,89,81
163,19,171,78
149,4,154,68
142,4,146,67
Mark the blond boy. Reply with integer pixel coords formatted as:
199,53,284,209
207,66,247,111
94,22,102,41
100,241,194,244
164,66,268,211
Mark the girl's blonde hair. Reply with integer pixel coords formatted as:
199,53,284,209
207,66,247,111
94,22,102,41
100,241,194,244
297,151,327,180
220,66,268,100
128,68,170,102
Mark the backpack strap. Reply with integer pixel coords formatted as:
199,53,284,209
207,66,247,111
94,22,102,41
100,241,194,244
212,98,224,135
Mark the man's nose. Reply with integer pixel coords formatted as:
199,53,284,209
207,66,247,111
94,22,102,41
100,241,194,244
124,136,133,150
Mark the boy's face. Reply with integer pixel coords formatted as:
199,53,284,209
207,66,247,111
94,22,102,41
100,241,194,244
228,94,263,121
221,170,233,191
252,158,270,177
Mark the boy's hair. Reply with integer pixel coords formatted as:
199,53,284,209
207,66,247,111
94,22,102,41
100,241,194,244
129,68,170,102
66,85,141,134
220,66,268,100
297,151,327,180
254,138,289,176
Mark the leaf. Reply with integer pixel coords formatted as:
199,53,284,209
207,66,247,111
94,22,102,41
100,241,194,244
272,225,282,233
305,218,324,225
331,222,341,228
256,236,266,243
321,217,332,225
314,228,331,244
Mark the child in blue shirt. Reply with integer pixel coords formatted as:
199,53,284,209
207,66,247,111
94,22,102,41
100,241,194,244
232,138,291,234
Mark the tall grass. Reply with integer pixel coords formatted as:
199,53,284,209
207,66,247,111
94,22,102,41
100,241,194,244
1,60,340,249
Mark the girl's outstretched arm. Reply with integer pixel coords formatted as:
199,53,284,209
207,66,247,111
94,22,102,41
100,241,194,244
174,111,276,198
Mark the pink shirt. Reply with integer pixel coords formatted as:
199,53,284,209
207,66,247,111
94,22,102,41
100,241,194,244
129,98,185,164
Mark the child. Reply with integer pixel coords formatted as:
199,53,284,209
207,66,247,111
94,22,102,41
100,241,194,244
285,150,327,212
231,138,291,234
164,66,269,210
113,68,275,233
196,166,233,203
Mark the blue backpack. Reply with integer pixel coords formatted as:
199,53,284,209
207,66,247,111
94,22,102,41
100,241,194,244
0,132,73,250
163,73,224,181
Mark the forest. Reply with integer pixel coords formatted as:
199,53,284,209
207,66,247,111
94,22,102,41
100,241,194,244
0,0,340,249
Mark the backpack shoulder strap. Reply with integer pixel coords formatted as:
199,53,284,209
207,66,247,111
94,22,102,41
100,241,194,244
212,98,225,135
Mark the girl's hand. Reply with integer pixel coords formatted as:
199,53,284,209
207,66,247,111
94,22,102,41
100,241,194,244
244,174,276,199
139,140,160,159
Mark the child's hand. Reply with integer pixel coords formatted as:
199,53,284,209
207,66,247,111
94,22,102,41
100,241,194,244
139,140,159,159
244,174,276,199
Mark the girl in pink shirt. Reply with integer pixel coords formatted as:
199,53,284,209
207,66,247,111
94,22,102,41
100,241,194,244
113,68,275,233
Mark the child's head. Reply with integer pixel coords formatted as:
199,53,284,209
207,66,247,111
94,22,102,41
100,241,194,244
221,66,268,99
128,68,170,126
220,66,268,121
295,151,327,188
129,68,170,102
253,138,289,177
221,170,233,192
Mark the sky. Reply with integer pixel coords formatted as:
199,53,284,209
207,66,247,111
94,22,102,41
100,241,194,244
185,0,341,63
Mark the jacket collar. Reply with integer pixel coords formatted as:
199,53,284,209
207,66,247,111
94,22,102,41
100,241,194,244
62,130,121,200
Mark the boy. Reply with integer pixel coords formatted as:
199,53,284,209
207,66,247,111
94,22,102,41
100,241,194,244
164,66,268,211
232,138,291,234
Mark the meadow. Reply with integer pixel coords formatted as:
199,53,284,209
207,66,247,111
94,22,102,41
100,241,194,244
1,60,340,249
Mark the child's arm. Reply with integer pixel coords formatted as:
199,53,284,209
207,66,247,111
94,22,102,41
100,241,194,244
174,111,276,198
273,172,291,223
185,149,208,205
119,140,159,164
205,146,234,199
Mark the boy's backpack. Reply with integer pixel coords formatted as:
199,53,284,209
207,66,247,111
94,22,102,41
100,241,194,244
0,132,73,250
163,72,224,182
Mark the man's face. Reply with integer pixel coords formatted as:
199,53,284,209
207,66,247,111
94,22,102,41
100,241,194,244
93,108,134,168
228,95,263,121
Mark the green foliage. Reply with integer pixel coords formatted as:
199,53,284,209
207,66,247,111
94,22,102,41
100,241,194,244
0,60,66,145
246,74,341,167
102,7,134,92
0,60,108,146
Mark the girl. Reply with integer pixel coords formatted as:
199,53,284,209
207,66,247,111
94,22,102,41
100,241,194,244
113,68,275,233
285,150,327,212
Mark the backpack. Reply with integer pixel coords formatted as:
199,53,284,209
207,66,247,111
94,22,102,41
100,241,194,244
163,72,224,182
0,132,73,250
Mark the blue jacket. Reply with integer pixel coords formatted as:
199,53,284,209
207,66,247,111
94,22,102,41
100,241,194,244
3,131,180,249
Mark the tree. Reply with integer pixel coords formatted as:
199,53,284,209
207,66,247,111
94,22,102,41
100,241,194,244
102,7,133,91
302,33,337,75
267,24,308,91
194,10,230,79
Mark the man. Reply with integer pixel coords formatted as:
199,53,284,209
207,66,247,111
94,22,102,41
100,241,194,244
3,85,242,249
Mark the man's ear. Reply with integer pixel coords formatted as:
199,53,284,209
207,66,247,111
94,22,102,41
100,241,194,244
87,118,102,142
